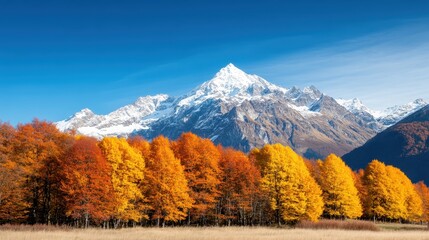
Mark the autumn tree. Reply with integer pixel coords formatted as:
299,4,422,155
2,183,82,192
99,137,145,226
128,136,151,161
386,166,422,222
12,120,73,224
352,169,367,209
127,136,152,219
217,147,260,226
172,132,221,224
318,154,362,219
414,181,429,225
364,160,422,222
146,136,192,226
304,159,320,180
364,160,395,221
0,123,27,222
253,144,323,224
60,137,115,227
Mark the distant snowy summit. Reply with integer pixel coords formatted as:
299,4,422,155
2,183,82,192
57,94,173,138
57,63,427,157
336,98,427,130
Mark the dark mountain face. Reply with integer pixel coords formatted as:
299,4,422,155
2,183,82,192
399,105,429,124
343,105,429,183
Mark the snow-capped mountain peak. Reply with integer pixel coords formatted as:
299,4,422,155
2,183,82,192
379,98,427,126
383,98,426,115
74,108,96,118
336,98,374,114
336,97,427,130
134,94,169,108
214,63,245,78
202,63,286,95
56,108,102,133
177,64,287,107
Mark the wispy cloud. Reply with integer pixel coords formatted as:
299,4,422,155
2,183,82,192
251,20,429,110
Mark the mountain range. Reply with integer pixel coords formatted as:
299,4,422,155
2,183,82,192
57,64,427,158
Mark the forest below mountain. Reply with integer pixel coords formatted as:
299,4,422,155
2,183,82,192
0,120,428,228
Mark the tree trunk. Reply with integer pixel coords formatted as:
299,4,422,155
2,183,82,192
187,210,191,225
114,219,121,229
85,212,89,228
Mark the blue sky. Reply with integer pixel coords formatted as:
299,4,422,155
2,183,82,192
1,0,429,125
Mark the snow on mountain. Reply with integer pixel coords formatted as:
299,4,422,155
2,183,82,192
286,86,322,107
335,98,381,117
56,108,103,133
177,63,287,108
57,94,173,137
377,98,427,127
336,98,427,129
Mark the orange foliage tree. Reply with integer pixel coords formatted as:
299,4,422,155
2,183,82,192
172,132,221,224
60,136,115,227
0,122,27,222
217,147,261,226
12,120,72,224
128,136,151,161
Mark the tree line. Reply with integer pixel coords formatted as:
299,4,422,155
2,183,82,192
0,120,428,228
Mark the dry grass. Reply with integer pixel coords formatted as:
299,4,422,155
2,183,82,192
296,219,380,231
1,227,429,240
0,224,73,231
377,222,428,231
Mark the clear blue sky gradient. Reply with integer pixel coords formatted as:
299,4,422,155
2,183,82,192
1,0,429,124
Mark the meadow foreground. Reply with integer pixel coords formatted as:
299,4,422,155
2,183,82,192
1,227,428,240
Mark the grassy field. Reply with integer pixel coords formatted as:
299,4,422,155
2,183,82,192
0,226,428,240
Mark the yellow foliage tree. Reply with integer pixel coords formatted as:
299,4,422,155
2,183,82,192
253,144,323,224
318,154,362,219
363,160,390,220
99,137,145,224
386,166,422,222
364,160,422,222
146,136,192,226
